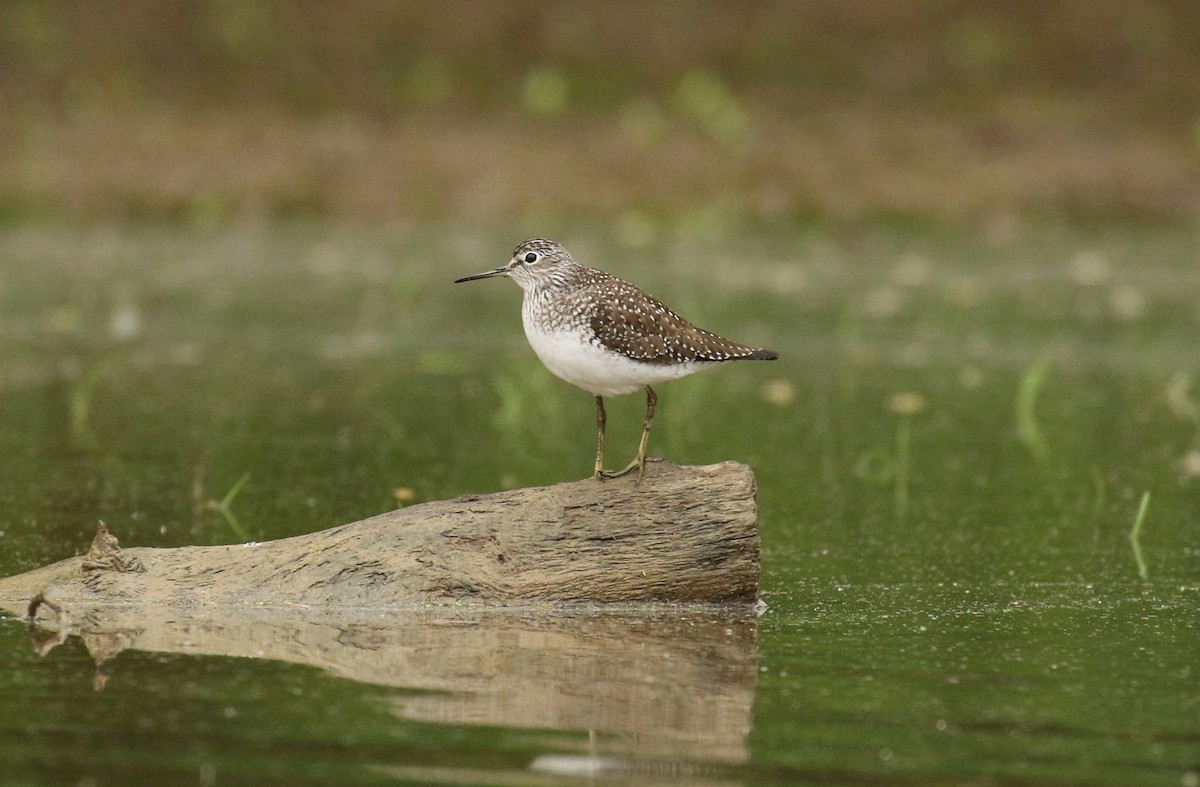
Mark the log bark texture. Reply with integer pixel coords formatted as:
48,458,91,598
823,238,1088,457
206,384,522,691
0,461,760,607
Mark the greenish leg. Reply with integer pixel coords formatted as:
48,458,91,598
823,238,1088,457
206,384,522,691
601,385,657,484
593,395,606,479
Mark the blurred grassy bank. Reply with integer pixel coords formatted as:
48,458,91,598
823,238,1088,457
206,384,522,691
0,0,1198,226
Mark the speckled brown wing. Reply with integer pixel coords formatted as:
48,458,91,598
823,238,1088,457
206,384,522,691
585,275,776,364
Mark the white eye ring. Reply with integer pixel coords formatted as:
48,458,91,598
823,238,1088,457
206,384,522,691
523,252,539,264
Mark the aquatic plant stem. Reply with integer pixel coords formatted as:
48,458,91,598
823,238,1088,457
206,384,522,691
209,472,252,541
895,416,911,520
1128,491,1150,580
1017,354,1052,462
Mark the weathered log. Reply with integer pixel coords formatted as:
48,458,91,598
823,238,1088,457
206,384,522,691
0,461,760,607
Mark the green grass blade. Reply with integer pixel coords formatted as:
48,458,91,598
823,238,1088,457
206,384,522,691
1017,354,1052,462
1128,491,1150,581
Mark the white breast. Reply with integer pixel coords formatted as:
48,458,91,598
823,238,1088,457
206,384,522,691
522,322,710,397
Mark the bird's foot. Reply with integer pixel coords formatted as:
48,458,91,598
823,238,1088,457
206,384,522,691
594,456,661,484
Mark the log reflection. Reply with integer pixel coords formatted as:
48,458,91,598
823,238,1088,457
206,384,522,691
9,601,759,765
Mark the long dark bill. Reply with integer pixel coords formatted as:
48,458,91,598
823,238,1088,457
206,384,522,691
453,268,508,284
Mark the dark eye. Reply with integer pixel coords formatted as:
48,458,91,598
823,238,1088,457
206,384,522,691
523,252,538,264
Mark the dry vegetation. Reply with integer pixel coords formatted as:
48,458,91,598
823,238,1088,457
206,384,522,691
0,0,1197,225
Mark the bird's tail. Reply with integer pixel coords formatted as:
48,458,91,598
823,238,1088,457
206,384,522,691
742,348,779,361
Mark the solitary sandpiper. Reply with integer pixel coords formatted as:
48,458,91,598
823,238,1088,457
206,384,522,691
455,238,778,482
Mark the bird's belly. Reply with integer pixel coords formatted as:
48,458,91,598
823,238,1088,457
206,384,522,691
523,326,707,397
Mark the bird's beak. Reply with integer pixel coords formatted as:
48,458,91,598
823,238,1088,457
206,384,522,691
453,266,509,284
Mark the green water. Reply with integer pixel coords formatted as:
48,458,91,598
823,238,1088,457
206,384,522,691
0,223,1197,785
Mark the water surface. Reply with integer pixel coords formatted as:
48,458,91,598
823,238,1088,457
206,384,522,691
0,223,1196,784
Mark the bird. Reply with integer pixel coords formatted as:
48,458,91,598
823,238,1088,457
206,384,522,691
454,238,778,483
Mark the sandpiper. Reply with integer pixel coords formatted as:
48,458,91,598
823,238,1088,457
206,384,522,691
455,238,777,482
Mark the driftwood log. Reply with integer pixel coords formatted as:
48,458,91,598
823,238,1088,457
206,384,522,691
0,461,760,608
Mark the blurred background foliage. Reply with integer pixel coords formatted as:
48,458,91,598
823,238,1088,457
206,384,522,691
0,0,1197,225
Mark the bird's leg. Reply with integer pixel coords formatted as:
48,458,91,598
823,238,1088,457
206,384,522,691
633,385,657,483
602,385,657,483
593,395,607,479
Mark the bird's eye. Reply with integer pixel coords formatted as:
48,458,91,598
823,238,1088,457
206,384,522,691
523,252,539,264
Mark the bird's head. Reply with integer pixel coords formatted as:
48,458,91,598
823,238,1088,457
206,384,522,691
454,238,576,291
